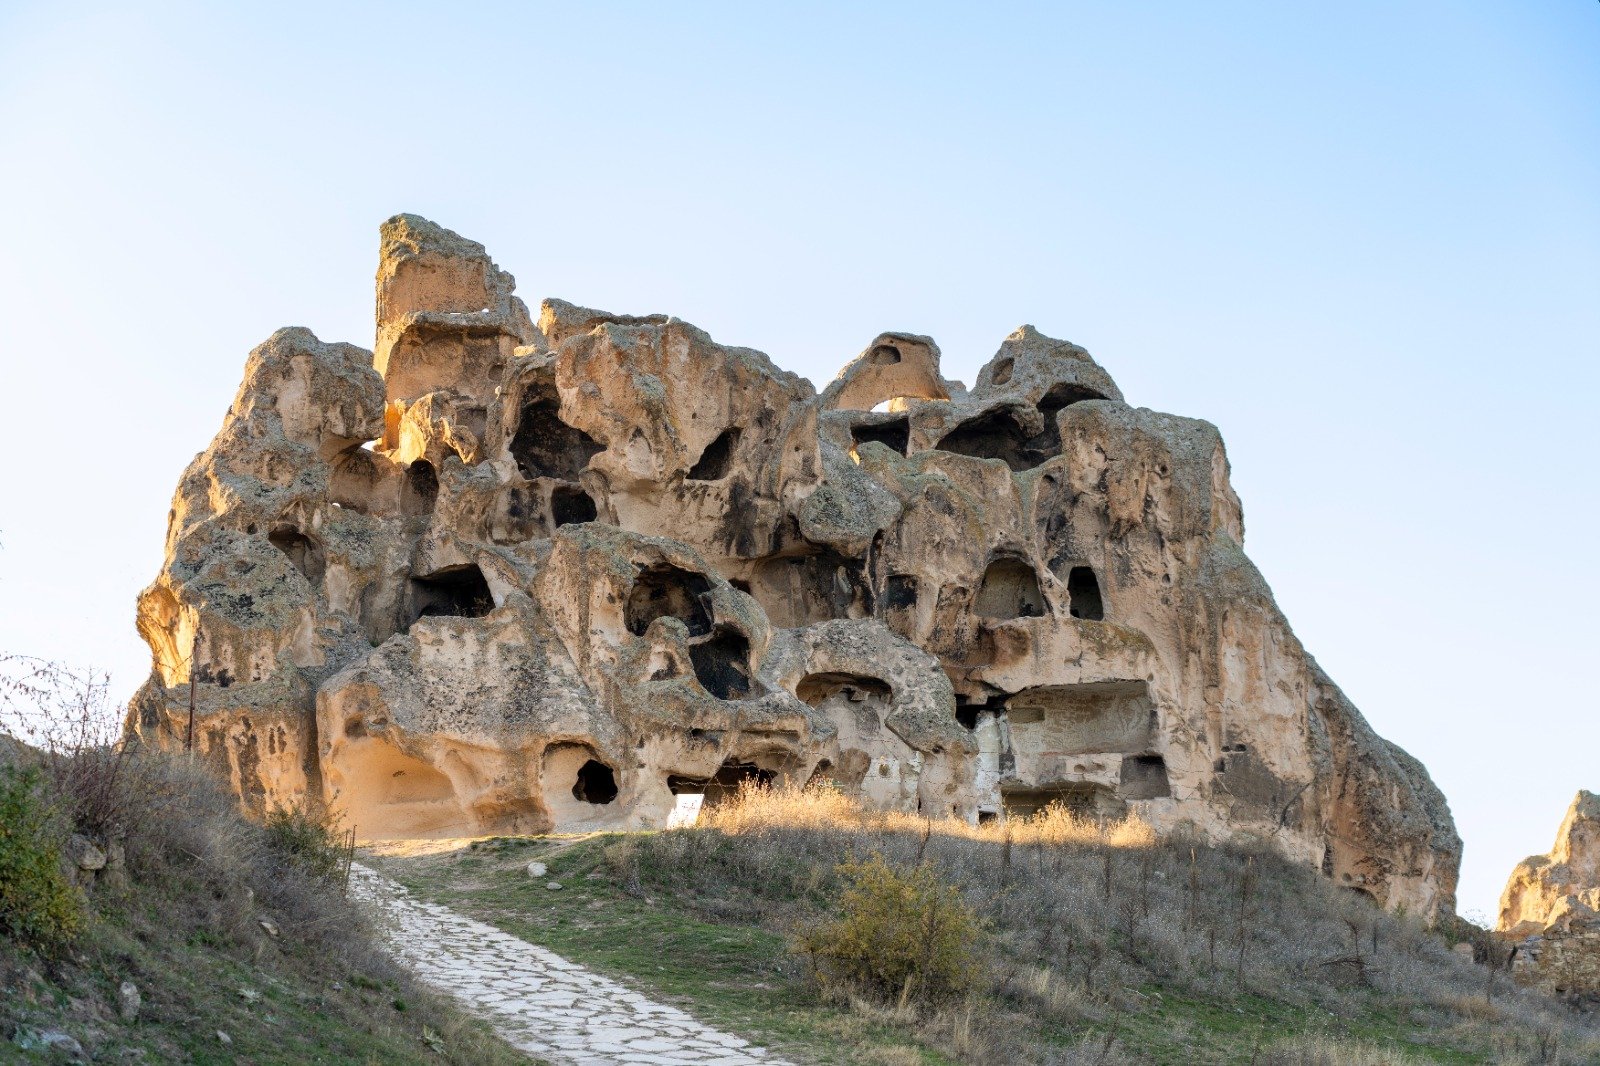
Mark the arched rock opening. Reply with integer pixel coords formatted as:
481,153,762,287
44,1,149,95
625,564,713,637
974,557,1046,619
268,527,325,586
572,759,619,804
749,549,871,628
669,759,775,807
409,564,494,625
934,409,1035,471
1120,754,1171,800
542,743,622,826
1067,566,1105,621
851,417,909,456
551,484,597,526
687,428,741,481
402,459,439,518
510,385,603,481
796,672,892,707
689,626,752,700
1002,783,1125,821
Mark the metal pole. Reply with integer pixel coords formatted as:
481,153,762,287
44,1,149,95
185,632,198,754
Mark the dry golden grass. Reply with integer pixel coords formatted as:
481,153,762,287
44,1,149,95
610,782,1600,1065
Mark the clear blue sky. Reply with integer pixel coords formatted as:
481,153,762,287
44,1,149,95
1,1,1595,921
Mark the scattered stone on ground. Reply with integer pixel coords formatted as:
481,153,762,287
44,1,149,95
116,981,140,1023
351,864,788,1065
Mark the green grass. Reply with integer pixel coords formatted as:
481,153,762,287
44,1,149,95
371,833,1545,1065
0,748,524,1066
376,836,957,1065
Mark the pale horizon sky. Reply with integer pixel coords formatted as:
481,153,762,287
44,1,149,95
1,1,1595,922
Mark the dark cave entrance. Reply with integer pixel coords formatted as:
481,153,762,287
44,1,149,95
551,484,597,526
689,626,752,700
402,459,439,518
572,759,619,804
268,527,325,586
934,408,1036,471
510,385,603,481
851,417,910,456
1067,566,1104,621
687,428,741,481
625,564,713,637
1119,755,1171,800
974,557,1046,619
408,564,494,624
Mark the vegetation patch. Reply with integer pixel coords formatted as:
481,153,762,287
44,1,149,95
0,656,523,1065
374,784,1600,1065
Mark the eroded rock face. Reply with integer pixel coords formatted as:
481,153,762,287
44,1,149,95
1498,792,1600,995
129,214,1460,917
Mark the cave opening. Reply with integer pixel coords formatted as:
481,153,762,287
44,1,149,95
867,343,902,365
689,625,752,700
974,556,1046,619
409,564,494,624
625,564,713,637
551,484,597,526
572,759,619,804
795,672,892,707
669,760,775,806
883,574,918,611
687,428,741,481
1119,754,1171,800
1002,783,1124,821
1067,566,1104,621
1032,382,1108,456
934,408,1035,471
402,459,439,518
510,386,603,481
749,549,872,627
851,417,910,456
954,692,1009,731
268,527,325,586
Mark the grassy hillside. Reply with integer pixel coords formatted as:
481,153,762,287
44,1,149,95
0,660,524,1066
371,787,1597,1066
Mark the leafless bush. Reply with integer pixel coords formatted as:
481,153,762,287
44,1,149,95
0,654,158,842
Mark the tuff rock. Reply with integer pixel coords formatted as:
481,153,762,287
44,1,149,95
1500,791,1600,995
129,214,1461,918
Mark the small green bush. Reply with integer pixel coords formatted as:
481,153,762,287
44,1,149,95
797,853,980,1002
0,766,82,950
264,805,347,882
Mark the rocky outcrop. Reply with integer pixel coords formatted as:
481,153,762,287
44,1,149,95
129,214,1460,918
1500,791,1600,995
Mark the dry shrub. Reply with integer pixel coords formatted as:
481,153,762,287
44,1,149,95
798,852,982,1003
1258,1032,1422,1064
621,781,1599,1062
264,804,348,883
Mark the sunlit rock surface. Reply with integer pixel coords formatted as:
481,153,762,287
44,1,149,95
129,214,1460,918
1500,791,1600,995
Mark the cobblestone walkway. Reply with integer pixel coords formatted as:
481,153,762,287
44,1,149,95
350,864,791,1066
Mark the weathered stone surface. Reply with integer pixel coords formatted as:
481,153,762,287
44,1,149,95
129,215,1460,917
1500,791,1600,995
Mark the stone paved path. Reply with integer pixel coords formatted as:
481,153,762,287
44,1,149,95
350,864,792,1066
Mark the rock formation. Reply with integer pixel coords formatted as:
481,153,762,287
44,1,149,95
129,214,1461,917
1500,791,1600,995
